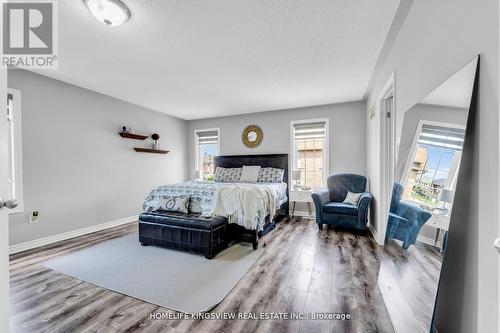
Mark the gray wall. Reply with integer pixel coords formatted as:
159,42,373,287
8,70,188,245
187,101,367,179
366,0,498,331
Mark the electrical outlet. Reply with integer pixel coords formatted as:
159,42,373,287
30,211,39,224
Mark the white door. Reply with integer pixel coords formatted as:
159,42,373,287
0,60,11,331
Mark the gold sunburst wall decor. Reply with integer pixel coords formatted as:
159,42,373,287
241,124,264,148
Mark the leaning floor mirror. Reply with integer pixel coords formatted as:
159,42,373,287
377,56,479,333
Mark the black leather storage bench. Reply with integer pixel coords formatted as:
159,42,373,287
138,211,228,259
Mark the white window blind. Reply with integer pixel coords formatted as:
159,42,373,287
196,130,219,145
418,124,465,151
293,122,326,141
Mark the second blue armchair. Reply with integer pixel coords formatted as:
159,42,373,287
386,182,432,249
311,174,372,230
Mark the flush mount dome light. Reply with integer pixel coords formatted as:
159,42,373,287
84,0,131,27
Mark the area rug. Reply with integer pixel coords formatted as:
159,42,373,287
41,233,264,313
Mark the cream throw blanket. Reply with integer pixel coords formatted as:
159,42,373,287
210,184,276,231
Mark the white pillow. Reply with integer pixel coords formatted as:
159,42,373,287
342,191,363,206
239,165,261,183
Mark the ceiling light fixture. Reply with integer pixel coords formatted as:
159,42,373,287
84,0,131,27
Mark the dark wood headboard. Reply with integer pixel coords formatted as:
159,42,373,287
214,153,289,195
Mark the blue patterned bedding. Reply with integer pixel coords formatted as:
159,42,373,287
143,181,287,216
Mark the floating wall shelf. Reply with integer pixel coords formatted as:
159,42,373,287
133,147,169,154
119,132,149,140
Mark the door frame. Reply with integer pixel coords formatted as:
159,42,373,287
378,73,396,245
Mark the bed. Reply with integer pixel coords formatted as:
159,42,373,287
139,154,289,257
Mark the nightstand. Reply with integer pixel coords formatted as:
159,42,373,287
289,189,314,217
428,210,450,250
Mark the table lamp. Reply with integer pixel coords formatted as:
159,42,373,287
436,189,454,213
292,170,302,189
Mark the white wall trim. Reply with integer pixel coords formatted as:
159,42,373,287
400,119,466,188
193,127,220,179
6,88,24,215
377,72,396,245
289,118,330,189
368,223,383,245
9,215,138,255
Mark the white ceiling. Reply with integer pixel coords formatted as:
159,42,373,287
33,0,400,120
421,58,477,109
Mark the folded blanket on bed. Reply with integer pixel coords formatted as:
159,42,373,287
210,184,275,231
143,181,286,231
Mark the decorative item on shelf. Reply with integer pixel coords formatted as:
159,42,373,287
193,170,201,182
122,126,128,133
435,189,454,214
292,170,302,189
241,124,264,148
151,133,160,149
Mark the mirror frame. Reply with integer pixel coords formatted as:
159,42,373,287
376,56,480,333
241,124,264,148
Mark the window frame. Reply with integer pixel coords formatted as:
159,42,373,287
194,127,220,179
6,88,24,214
289,118,329,189
401,119,466,204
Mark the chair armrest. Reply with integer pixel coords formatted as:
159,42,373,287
311,189,330,207
386,213,410,236
397,201,432,229
311,189,330,223
356,192,373,209
356,192,372,228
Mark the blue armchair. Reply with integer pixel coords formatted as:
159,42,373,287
311,174,372,230
386,182,432,249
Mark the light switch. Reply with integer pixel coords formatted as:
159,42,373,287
30,211,39,223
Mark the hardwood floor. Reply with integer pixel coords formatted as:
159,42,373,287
378,238,443,333
10,218,395,333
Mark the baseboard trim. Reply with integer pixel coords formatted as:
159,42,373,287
368,223,383,245
9,215,139,255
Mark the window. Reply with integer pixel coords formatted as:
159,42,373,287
291,119,328,188
403,123,465,208
195,129,219,180
6,89,24,213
